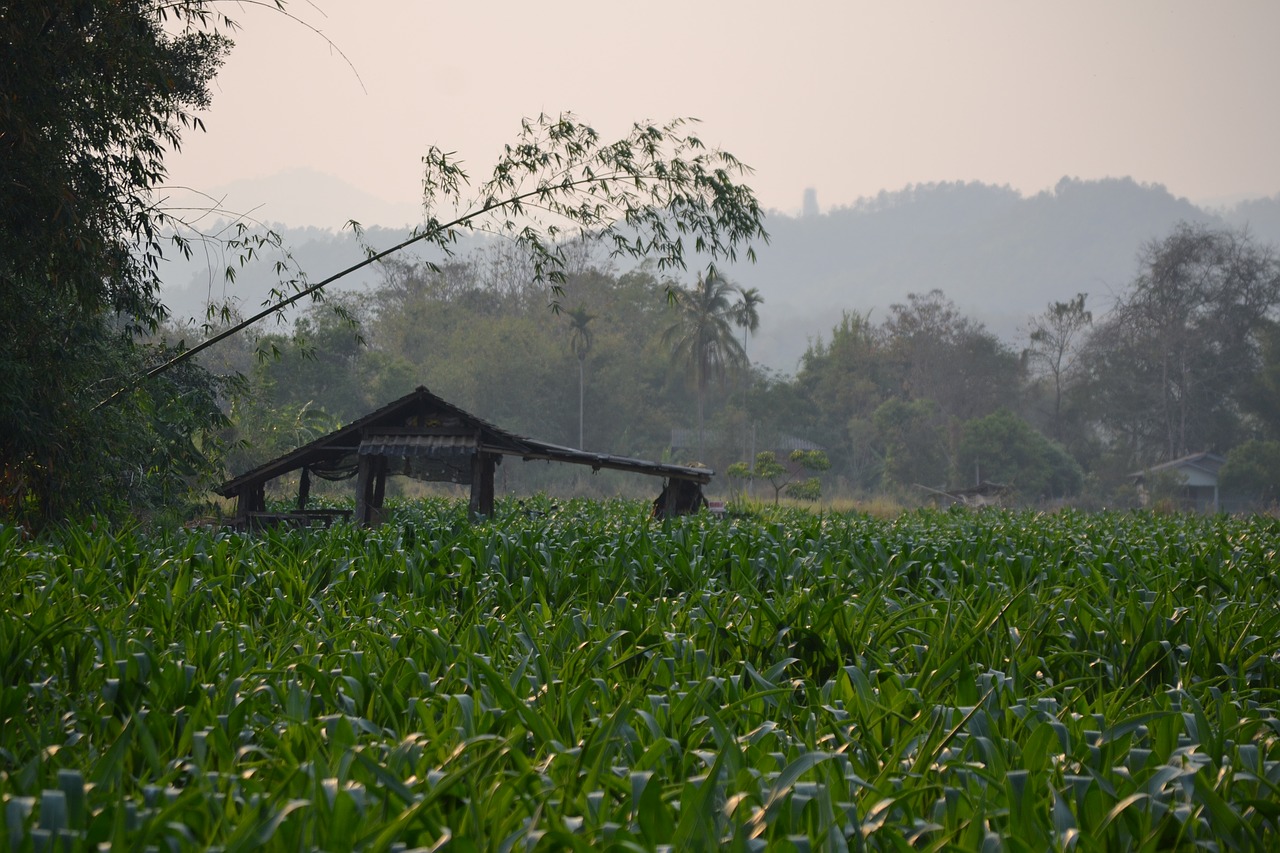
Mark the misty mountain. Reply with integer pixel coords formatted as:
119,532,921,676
722,177,1231,370
1221,194,1280,239
160,222,417,327
159,176,1280,372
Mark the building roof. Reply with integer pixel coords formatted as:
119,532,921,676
217,386,711,497
1129,451,1227,481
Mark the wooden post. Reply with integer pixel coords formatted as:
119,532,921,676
653,479,707,519
354,455,375,526
469,452,497,520
372,456,388,524
480,453,496,517
297,467,311,510
235,482,266,528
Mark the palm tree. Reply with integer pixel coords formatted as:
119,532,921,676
733,286,765,471
662,272,747,459
733,286,765,354
565,306,595,448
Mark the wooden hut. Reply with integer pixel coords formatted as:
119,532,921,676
216,386,713,526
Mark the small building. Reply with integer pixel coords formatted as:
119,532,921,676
1130,451,1226,512
217,386,713,526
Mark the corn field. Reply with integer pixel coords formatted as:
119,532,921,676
2,500,1279,850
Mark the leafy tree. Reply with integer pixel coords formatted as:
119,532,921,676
142,114,768,396
662,272,748,458
565,306,596,447
872,398,948,490
728,449,830,504
727,285,765,456
1024,293,1092,440
957,409,1083,499
883,290,1023,424
1238,319,1280,440
791,311,890,487
1,1,239,523
251,296,373,422
225,396,342,475
1219,440,1280,506
1079,223,1280,464
733,286,765,362
878,290,1023,476
358,260,687,483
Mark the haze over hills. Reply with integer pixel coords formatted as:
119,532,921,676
161,167,423,232
160,172,1280,372
731,177,1226,369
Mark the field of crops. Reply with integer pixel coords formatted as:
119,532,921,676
2,499,1279,850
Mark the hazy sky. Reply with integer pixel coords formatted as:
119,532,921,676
165,1,1280,228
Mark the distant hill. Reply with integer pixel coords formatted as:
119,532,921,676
159,176,1280,371
160,223,416,327
1221,194,1280,238
720,177,1231,370
158,167,423,326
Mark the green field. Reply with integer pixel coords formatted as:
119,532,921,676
3,501,1279,850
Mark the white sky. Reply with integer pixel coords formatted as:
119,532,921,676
165,1,1280,226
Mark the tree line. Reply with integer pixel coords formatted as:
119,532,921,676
208,220,1280,509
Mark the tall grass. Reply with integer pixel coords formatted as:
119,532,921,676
1,501,1278,849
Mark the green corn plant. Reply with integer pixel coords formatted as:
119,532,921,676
2,502,1279,849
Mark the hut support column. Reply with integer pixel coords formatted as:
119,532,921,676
297,467,311,510
371,458,388,524
234,483,267,528
240,483,266,515
469,452,496,520
355,455,376,526
653,478,707,519
373,460,387,507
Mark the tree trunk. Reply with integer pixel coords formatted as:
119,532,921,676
696,379,706,460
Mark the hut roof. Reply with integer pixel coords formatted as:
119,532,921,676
217,386,711,497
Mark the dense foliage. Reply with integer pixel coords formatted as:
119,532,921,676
0,1,240,524
3,503,1279,849
216,219,1280,509
1079,224,1280,463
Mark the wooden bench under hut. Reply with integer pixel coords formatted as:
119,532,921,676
216,386,713,526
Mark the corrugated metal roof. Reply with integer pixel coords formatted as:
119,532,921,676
360,434,476,456
515,438,712,483
1129,451,1227,480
